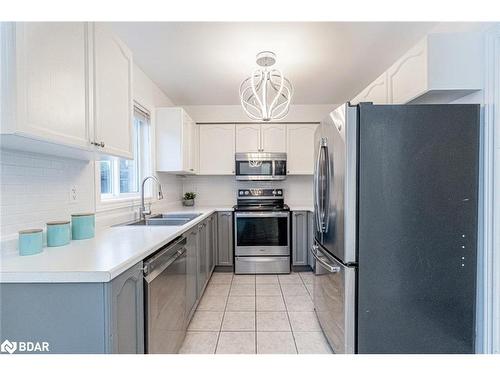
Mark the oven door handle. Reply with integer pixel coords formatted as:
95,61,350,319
236,257,283,263
235,212,290,218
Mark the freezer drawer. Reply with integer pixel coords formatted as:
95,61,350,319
235,256,290,274
312,243,355,354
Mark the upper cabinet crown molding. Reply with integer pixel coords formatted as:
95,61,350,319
0,22,134,160
156,107,196,175
351,71,389,105
351,31,483,105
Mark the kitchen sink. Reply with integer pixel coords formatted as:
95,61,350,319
122,212,202,226
149,213,202,220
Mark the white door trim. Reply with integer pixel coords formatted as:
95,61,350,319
478,24,500,354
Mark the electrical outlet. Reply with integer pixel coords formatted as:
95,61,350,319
69,185,78,204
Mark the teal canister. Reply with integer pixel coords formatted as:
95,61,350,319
18,229,43,256
71,213,95,240
46,221,71,247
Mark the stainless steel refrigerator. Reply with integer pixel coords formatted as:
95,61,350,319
311,102,479,354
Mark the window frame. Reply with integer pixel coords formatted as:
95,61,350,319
95,101,153,210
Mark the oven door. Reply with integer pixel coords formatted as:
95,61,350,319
234,211,290,256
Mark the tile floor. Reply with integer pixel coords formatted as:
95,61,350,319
179,271,333,354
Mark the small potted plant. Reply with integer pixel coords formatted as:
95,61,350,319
183,192,196,206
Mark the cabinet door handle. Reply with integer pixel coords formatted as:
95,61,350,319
91,141,105,148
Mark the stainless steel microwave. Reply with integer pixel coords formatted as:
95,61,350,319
235,152,287,181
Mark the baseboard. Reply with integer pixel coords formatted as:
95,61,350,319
292,265,313,272
214,265,233,273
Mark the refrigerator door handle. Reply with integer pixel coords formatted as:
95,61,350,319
311,244,341,273
322,140,331,233
316,138,330,233
314,139,322,231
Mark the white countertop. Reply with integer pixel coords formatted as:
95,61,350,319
0,207,232,284
289,206,314,212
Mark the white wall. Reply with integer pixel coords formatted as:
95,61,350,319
0,64,183,245
184,104,336,123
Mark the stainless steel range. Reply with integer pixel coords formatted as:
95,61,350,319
233,188,290,274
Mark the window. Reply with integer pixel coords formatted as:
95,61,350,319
99,104,151,201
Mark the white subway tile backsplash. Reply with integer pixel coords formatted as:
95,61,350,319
0,149,94,238
0,148,310,245
182,175,313,207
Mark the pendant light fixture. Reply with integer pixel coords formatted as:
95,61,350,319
239,51,293,121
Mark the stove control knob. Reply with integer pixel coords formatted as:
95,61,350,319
239,191,244,195
245,191,249,195
278,191,282,195
272,190,276,195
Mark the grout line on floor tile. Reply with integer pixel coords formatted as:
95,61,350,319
278,274,299,354
254,278,257,354
213,273,230,354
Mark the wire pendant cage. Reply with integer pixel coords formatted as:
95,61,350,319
239,51,293,121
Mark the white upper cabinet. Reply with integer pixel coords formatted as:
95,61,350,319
156,107,196,174
261,124,286,152
286,124,318,175
235,124,260,152
351,71,389,105
92,23,133,159
352,32,483,105
387,37,428,104
1,22,134,160
1,22,90,154
236,123,286,153
198,124,235,175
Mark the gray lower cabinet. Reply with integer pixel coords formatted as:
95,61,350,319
196,219,208,296
206,214,216,275
185,227,199,321
292,211,309,266
0,261,144,354
106,261,144,354
216,211,233,266
307,211,315,270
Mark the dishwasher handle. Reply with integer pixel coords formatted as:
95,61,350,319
144,237,187,282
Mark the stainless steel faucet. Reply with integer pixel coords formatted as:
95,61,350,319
141,176,164,220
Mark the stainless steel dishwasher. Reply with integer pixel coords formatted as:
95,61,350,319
144,236,187,354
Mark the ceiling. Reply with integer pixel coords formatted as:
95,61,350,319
110,22,438,105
